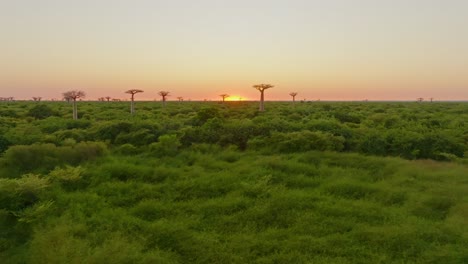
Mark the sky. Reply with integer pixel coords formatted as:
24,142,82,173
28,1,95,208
1,0,468,101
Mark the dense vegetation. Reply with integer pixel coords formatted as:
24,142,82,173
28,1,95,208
1,101,467,263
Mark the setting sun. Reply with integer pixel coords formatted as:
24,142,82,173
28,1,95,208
225,96,245,101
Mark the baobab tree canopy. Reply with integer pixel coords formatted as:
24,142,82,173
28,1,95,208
290,92,298,97
125,89,144,95
158,91,170,97
253,84,274,91
63,90,85,100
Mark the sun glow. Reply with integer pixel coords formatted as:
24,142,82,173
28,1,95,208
225,96,245,101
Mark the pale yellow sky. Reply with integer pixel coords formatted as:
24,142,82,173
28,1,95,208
1,0,467,100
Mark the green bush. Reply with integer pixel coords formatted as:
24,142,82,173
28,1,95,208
114,143,140,155
150,134,181,157
252,130,345,153
1,142,106,175
27,104,57,119
0,135,11,155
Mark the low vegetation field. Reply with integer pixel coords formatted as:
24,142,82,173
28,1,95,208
1,101,467,263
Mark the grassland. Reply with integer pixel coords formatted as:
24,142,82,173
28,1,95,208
1,101,467,263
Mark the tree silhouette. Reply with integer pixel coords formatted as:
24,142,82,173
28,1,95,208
32,97,42,102
430,97,434,103
176,96,183,102
253,84,274,111
125,89,144,115
62,90,85,120
105,96,111,102
220,94,229,102
158,91,170,107
289,92,298,103
417,97,424,102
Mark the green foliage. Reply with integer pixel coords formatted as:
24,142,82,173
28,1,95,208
0,174,50,211
0,135,11,155
0,142,106,176
193,107,220,125
412,196,455,220
150,134,181,156
0,101,468,263
27,104,57,119
250,130,345,153
114,143,139,155
47,166,84,189
15,200,54,224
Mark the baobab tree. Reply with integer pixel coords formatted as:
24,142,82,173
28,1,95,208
253,83,274,111
417,97,424,102
220,94,229,102
62,90,85,120
176,96,183,102
430,97,434,103
32,97,42,102
289,92,298,103
105,96,111,102
125,89,144,115
158,91,170,107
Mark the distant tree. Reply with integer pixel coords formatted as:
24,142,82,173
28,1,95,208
417,98,424,102
176,96,183,102
62,90,85,120
220,94,229,102
32,97,42,102
158,91,170,107
289,92,298,103
98,97,105,102
253,84,274,111
105,96,111,102
430,97,434,103
125,89,144,115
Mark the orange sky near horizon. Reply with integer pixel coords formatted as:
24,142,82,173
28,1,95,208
1,0,468,101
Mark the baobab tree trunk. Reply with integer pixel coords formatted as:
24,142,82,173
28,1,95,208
130,94,135,115
259,90,265,111
73,99,78,120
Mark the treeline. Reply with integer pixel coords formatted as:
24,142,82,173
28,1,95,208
0,101,466,162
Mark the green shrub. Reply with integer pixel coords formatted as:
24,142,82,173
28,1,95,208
1,142,106,175
254,130,345,153
27,104,56,119
115,143,139,155
0,135,11,155
150,134,181,157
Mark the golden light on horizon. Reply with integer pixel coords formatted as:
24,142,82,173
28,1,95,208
225,96,245,101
